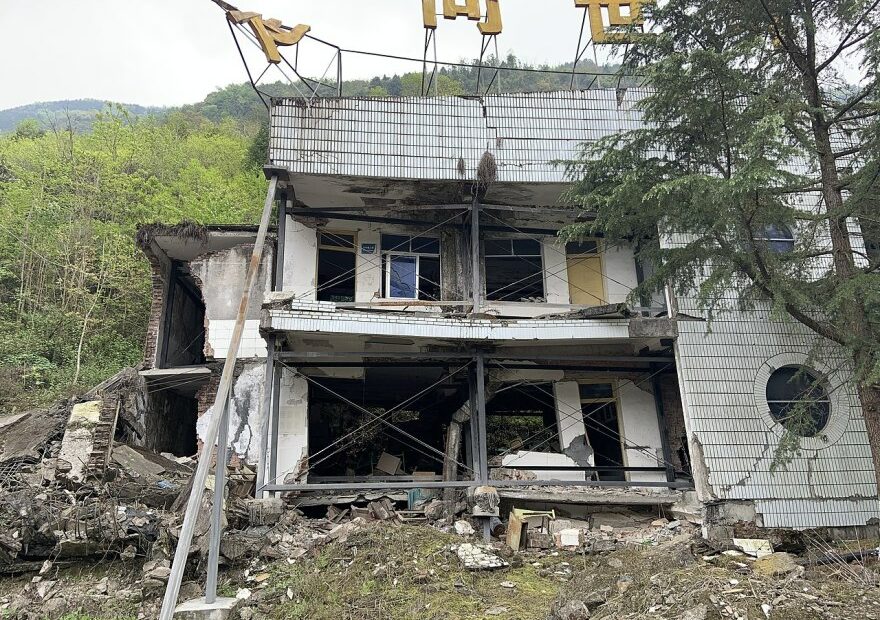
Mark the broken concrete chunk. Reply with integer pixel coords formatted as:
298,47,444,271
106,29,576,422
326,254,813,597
732,538,773,558
753,552,803,578
451,543,509,570
246,498,284,526
554,529,582,549
454,520,475,536
57,401,102,482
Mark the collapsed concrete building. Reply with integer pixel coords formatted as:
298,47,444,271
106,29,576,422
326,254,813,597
137,88,879,538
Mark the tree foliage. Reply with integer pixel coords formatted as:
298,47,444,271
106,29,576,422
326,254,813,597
563,0,880,467
0,108,266,409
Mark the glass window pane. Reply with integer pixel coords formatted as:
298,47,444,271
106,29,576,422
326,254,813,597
320,232,355,249
389,256,418,298
381,234,410,252
418,257,441,301
484,239,511,256
512,239,542,256
411,237,440,254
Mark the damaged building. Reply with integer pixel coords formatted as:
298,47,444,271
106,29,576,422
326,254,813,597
138,88,879,538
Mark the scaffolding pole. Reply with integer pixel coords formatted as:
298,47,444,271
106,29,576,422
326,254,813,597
158,175,279,620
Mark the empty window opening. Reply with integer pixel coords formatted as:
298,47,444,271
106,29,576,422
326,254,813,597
380,234,441,301
566,240,606,306
766,366,831,437
485,238,545,302
486,383,557,456
755,224,795,253
580,382,625,481
306,368,457,479
160,262,206,368
317,232,356,303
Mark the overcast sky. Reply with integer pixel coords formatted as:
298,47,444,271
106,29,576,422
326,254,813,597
0,1,625,111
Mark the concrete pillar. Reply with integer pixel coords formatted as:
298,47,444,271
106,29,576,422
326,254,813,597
553,381,587,451
617,381,666,483
542,238,569,304
355,227,382,303
283,216,317,299
275,368,309,483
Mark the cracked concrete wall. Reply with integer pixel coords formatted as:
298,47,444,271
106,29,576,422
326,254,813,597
196,362,266,466
669,263,879,529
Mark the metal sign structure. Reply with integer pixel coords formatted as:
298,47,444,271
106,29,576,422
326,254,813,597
420,0,504,96
576,0,648,44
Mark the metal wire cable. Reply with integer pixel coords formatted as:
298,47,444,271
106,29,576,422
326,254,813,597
283,361,474,477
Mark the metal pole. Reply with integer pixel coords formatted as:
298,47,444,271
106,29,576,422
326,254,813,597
651,368,677,486
468,366,481,482
474,354,488,484
159,175,278,620
255,336,276,497
471,194,481,313
205,392,230,603
268,361,283,494
275,195,287,290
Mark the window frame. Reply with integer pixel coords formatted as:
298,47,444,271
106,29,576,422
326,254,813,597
754,223,795,254
765,365,831,437
380,234,441,301
483,237,546,302
316,229,358,303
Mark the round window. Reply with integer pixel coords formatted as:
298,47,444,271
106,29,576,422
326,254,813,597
765,366,830,436
755,224,795,253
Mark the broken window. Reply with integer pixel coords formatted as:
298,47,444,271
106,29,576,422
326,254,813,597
317,232,356,303
380,234,441,300
766,366,830,437
484,238,545,302
580,382,625,481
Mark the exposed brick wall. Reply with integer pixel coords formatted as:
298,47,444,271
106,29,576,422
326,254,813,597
142,250,167,370
659,374,690,475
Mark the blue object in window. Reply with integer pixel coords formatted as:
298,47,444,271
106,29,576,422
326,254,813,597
389,256,418,298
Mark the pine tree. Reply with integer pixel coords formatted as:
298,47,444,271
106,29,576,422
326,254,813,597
564,0,880,478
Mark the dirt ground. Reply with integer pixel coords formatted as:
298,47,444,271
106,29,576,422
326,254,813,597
0,521,877,620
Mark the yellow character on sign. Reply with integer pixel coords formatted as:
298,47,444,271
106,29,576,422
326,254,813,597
575,0,646,44
422,0,503,35
228,10,311,64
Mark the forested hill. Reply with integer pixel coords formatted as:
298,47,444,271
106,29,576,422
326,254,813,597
0,99,163,133
1,55,617,132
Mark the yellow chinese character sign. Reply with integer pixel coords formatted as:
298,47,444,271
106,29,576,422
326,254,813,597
228,10,311,64
422,0,503,35
575,0,646,44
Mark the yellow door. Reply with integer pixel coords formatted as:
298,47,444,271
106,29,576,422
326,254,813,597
566,241,605,306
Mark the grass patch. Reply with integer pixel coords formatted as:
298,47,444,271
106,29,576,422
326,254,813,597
260,523,570,620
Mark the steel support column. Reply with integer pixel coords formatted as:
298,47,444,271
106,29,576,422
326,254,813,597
268,360,283,496
474,354,488,484
470,195,481,313
255,335,276,497
205,392,230,604
651,366,676,485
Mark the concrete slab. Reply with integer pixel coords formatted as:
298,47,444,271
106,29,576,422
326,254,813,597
174,597,240,620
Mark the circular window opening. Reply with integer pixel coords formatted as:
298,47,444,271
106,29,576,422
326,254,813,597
755,224,795,253
765,366,830,437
